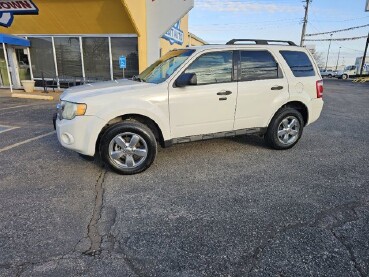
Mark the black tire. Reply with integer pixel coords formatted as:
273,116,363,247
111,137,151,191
100,122,157,175
328,74,332,78
264,108,304,150
342,74,348,80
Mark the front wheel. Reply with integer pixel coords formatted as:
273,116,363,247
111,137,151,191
265,108,304,150
100,122,157,175
342,74,348,80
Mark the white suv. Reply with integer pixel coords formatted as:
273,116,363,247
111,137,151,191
54,39,324,175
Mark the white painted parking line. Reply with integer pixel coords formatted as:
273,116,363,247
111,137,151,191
0,103,52,111
0,131,56,153
0,125,19,134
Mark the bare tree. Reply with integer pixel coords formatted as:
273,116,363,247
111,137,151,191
306,45,324,68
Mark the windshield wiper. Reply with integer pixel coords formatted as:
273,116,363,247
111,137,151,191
132,75,145,82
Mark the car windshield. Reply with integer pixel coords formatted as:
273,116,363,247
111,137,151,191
137,49,195,84
345,66,355,70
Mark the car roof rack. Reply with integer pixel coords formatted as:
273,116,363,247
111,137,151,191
226,39,297,46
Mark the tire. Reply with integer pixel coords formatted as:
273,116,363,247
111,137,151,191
100,122,157,175
342,74,348,80
265,108,304,150
328,74,332,78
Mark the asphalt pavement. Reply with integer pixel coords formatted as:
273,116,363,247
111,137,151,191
0,79,368,277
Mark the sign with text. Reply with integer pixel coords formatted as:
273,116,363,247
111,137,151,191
0,0,38,27
119,56,127,69
162,21,184,45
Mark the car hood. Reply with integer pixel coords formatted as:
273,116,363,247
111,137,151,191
60,79,157,102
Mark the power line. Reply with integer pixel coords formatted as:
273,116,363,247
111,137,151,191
308,22,363,52
306,24,369,37
305,36,367,42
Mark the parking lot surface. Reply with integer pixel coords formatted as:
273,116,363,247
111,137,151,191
0,79,368,277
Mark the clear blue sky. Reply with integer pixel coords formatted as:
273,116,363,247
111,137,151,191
189,0,369,66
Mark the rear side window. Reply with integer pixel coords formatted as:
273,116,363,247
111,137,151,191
240,50,282,81
280,51,315,77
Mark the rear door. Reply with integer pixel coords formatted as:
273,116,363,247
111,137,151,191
234,49,289,130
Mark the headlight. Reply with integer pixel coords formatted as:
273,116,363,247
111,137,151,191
60,101,87,120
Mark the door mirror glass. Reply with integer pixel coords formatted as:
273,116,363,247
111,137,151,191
175,73,197,87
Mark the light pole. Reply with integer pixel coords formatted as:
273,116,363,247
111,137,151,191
325,33,333,71
335,47,341,71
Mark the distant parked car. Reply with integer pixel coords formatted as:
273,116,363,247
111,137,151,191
320,69,337,78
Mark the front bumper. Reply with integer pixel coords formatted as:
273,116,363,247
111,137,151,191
55,115,106,156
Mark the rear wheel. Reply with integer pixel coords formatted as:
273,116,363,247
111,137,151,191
100,122,157,175
265,108,304,150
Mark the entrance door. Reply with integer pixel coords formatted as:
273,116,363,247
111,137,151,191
169,51,237,138
0,46,31,89
15,48,31,82
0,45,10,87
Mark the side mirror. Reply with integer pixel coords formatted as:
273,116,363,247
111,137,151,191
175,73,197,87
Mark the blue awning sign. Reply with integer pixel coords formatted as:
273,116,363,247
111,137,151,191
0,33,30,47
0,0,39,27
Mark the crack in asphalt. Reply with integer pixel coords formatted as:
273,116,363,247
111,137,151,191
247,201,369,275
83,168,107,256
331,229,366,277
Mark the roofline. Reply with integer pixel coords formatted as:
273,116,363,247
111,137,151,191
188,32,208,45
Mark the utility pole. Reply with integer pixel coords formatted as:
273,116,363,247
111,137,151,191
300,0,311,47
325,33,333,70
335,47,341,71
359,32,369,75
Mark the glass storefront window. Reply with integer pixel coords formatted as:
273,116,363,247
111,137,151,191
111,37,139,79
82,37,110,81
54,37,82,80
0,46,10,86
29,37,56,78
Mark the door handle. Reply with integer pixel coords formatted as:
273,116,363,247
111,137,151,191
271,86,284,91
217,90,232,96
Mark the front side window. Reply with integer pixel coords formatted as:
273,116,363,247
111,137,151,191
185,51,233,85
240,50,282,81
280,50,316,77
139,49,195,84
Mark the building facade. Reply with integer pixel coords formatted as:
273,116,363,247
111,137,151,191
0,0,205,90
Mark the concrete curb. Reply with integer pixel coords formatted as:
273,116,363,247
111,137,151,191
11,93,54,101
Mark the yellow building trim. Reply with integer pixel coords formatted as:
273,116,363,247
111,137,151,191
1,0,136,35
121,0,148,72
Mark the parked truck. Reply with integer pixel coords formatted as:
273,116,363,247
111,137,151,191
337,56,369,79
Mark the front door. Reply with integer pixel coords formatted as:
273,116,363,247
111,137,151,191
169,51,237,138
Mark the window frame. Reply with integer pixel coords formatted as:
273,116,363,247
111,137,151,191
174,50,237,87
237,49,284,82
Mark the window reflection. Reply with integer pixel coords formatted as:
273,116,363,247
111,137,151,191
280,51,315,77
82,37,110,81
185,51,233,85
111,37,139,79
240,51,281,81
54,37,82,79
29,37,56,78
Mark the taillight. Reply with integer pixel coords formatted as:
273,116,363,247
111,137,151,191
316,80,324,98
